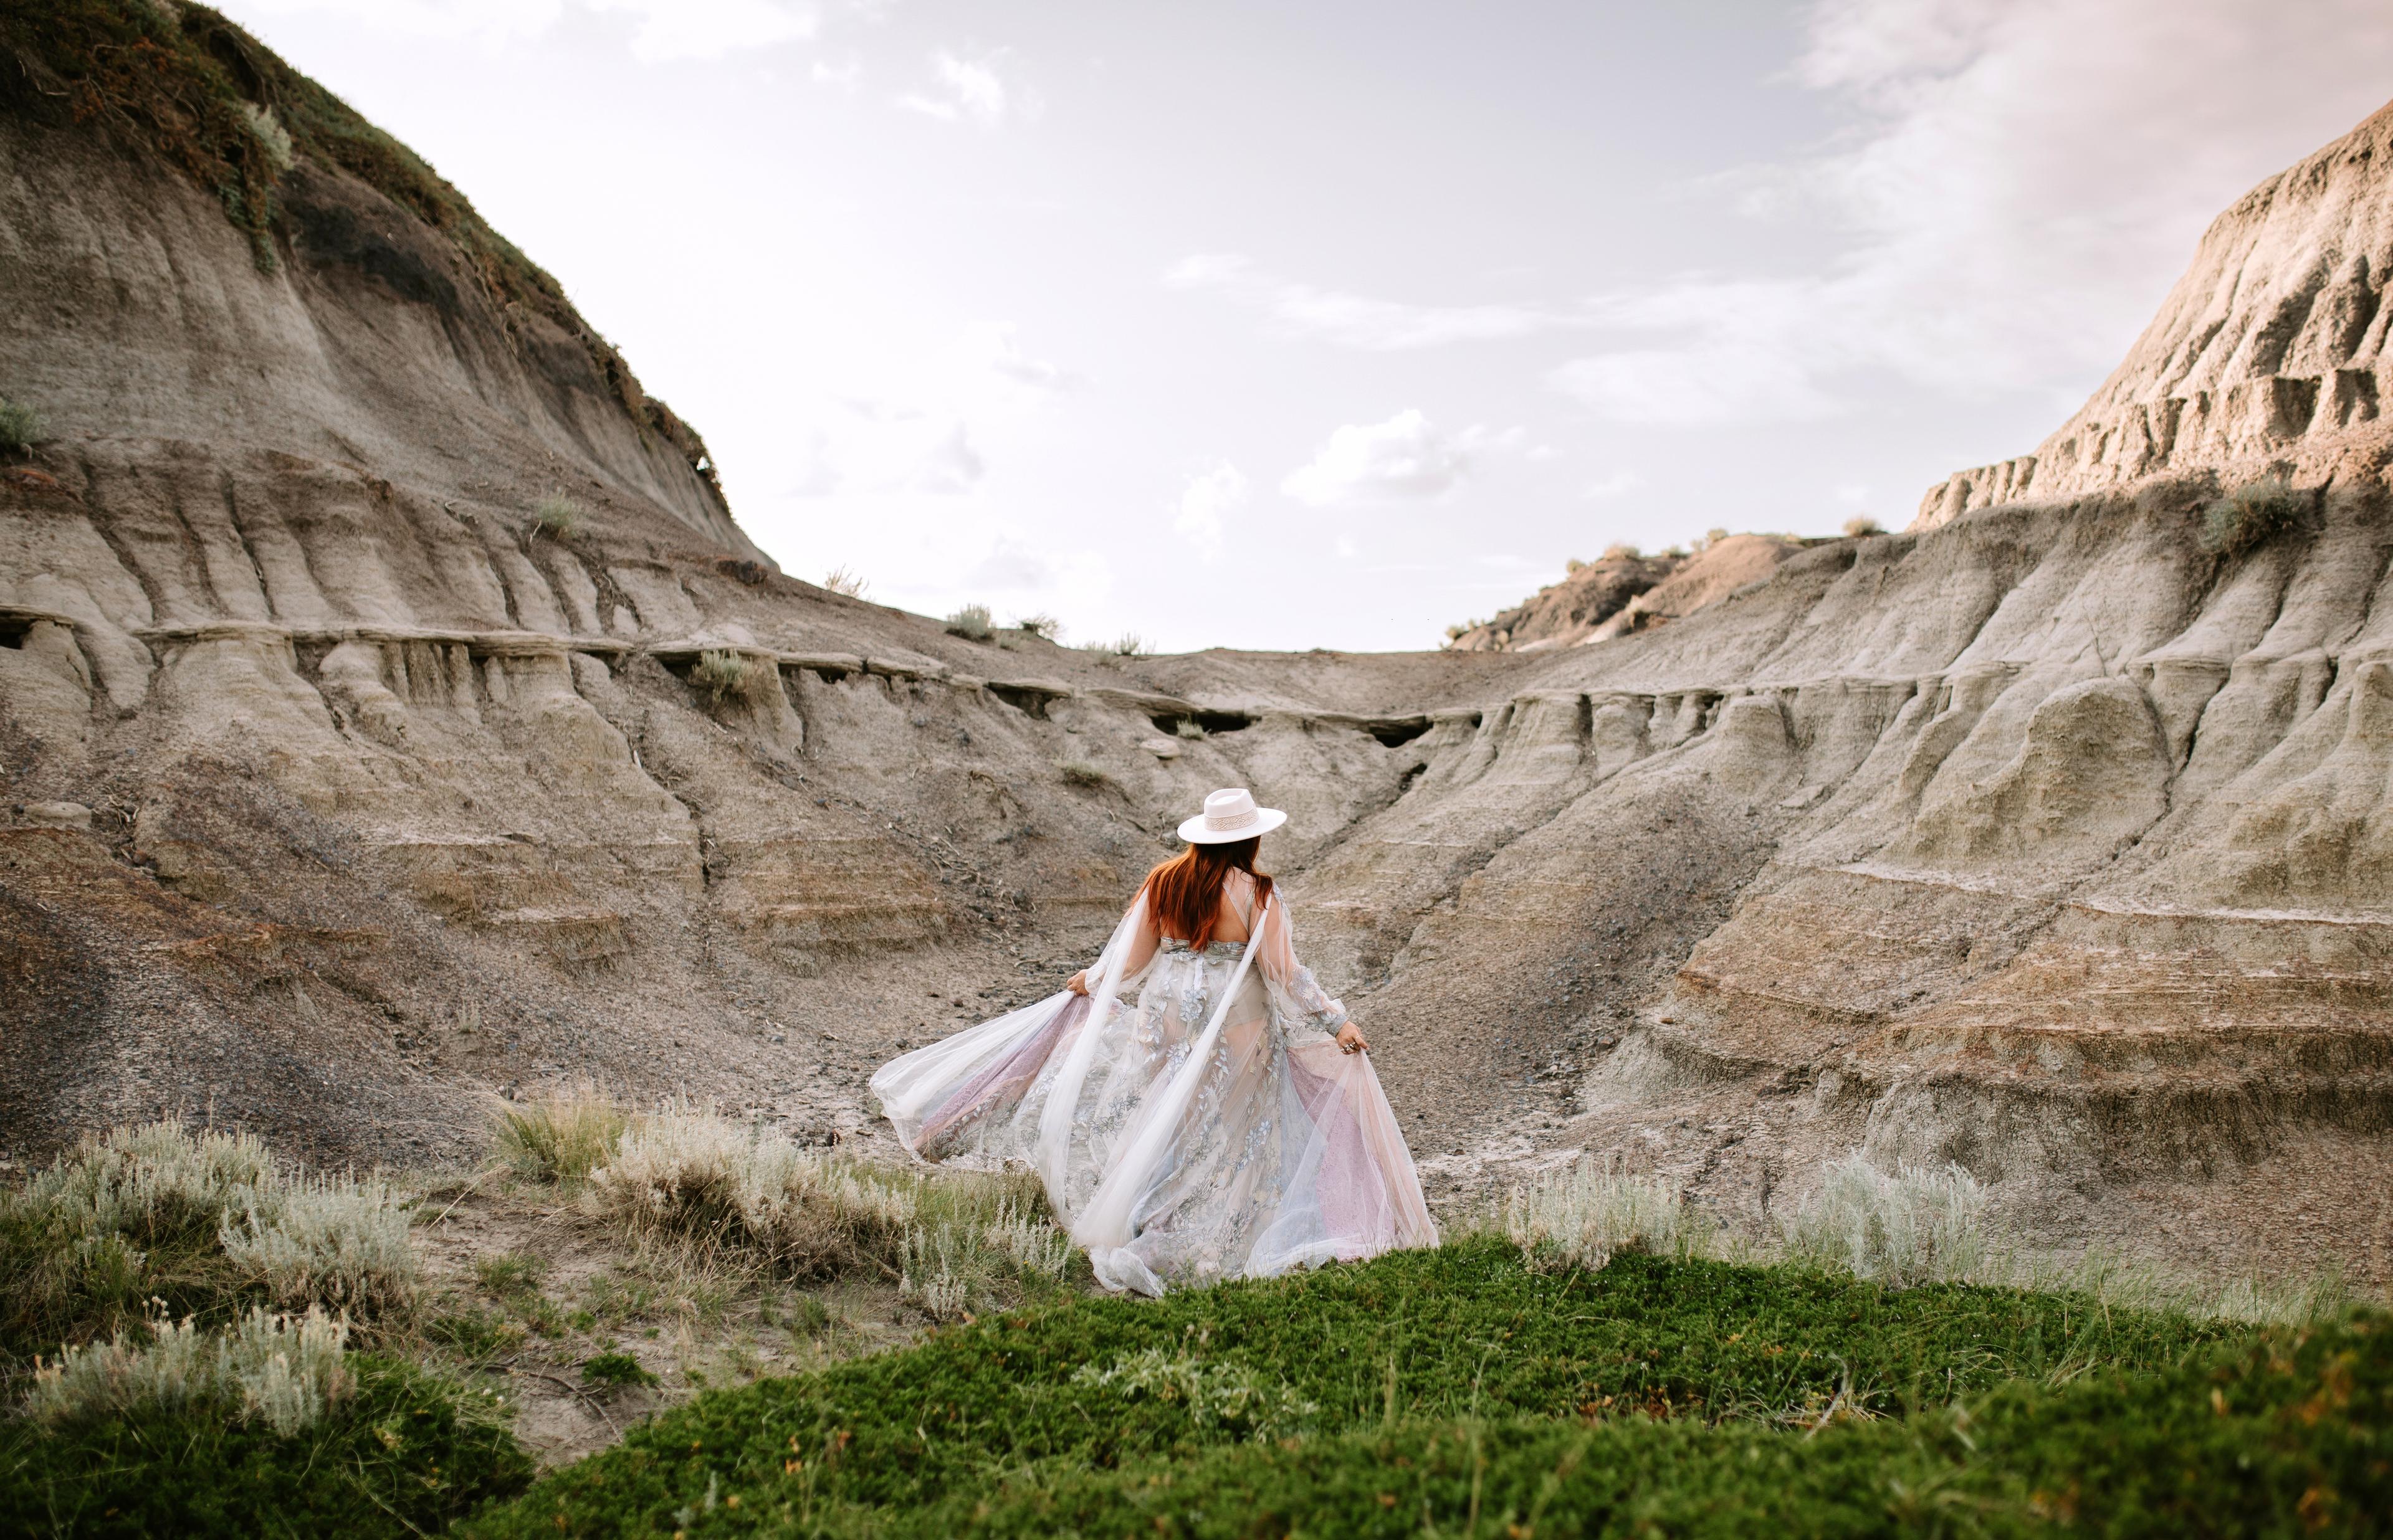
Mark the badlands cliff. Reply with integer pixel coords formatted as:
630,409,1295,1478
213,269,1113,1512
5,6,2393,1288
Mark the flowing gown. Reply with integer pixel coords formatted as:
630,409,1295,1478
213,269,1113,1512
870,871,1438,1295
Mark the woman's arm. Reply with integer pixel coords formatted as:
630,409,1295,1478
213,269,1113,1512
1068,896,1160,996
1255,896,1368,1052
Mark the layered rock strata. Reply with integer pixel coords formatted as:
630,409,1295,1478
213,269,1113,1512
6,9,2393,1286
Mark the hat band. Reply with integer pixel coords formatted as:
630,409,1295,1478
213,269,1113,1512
1205,807,1259,832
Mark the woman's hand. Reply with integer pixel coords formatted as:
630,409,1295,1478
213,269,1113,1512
1066,971,1089,997
1335,1020,1368,1055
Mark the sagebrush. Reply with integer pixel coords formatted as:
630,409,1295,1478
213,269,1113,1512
943,604,995,641
27,1305,353,1435
2199,473,2308,556
0,1119,417,1357
532,492,583,538
0,396,43,455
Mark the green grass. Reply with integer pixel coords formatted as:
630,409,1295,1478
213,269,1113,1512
0,1354,533,1540
583,1352,661,1392
876,1314,2392,1538
462,1239,2245,1538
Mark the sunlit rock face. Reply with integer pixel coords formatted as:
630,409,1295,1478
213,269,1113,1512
4,18,2393,1286
1916,99,2393,528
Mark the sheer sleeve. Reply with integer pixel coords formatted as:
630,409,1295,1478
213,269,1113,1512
1254,890,1349,1033
1107,892,1161,995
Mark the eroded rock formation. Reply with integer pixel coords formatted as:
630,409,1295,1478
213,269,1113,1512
5,7,2392,1285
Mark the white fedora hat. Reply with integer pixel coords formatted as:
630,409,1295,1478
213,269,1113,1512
1177,787,1288,844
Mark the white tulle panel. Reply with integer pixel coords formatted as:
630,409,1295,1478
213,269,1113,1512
869,888,1439,1296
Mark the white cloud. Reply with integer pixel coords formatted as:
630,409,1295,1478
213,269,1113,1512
967,535,1049,588
1163,254,1589,351
914,423,984,494
810,55,864,90
1582,471,1642,500
899,49,1038,128
960,538,1113,617
1280,411,1516,508
1547,0,2393,427
983,325,1082,393
1173,462,1248,560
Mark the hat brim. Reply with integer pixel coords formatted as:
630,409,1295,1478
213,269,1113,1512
1177,807,1289,844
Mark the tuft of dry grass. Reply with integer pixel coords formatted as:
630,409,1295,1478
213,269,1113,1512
1057,759,1110,789
568,1103,1076,1320
821,566,869,599
218,1172,416,1314
1841,515,1885,538
492,1085,628,1186
1502,1155,1712,1270
1780,1155,1985,1287
690,649,777,710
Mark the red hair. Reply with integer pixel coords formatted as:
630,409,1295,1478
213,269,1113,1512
1142,837,1273,948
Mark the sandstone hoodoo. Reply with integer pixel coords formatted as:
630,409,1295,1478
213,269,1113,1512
5,5,2393,1291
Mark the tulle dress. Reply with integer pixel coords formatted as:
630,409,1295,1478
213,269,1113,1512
871,871,1438,1295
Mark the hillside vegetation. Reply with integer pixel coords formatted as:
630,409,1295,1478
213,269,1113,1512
2,1116,2379,1537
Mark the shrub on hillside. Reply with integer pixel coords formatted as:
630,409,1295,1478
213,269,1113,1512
1841,515,1884,538
1058,759,1109,788
532,492,583,538
0,396,44,456
585,1109,915,1277
2200,473,2309,556
0,1119,417,1357
1011,612,1059,639
944,603,995,640
28,1305,352,1435
217,1172,416,1313
834,1312,2393,1540
237,102,294,173
821,566,868,598
689,648,774,709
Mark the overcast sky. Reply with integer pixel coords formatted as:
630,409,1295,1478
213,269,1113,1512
223,0,2393,652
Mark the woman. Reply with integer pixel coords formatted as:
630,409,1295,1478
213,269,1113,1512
872,787,1438,1295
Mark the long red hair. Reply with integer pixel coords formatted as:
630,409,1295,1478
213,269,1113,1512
1142,837,1273,948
